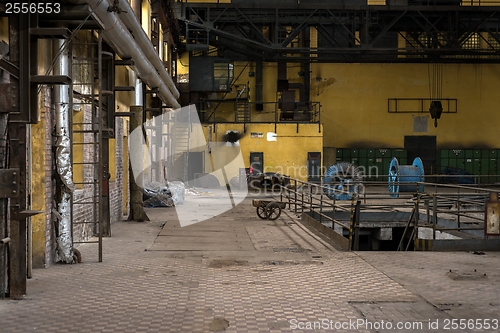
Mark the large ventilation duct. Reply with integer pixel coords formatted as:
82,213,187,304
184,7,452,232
54,38,76,263
69,0,180,109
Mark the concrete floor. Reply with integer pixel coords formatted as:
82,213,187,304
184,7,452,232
1,192,499,332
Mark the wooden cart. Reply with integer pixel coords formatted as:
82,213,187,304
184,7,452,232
252,199,286,220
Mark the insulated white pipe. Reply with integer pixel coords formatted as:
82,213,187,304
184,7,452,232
54,38,75,264
69,0,180,109
117,0,180,99
129,70,143,106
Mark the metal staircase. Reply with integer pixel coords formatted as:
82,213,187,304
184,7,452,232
397,197,421,251
235,85,250,123
169,110,191,182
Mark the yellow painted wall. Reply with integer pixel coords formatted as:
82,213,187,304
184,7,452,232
179,51,500,150
30,105,48,268
73,108,84,188
142,0,151,38
114,61,134,216
112,59,134,183
312,63,500,149
203,123,323,183
0,17,7,41
29,38,57,267
122,119,129,215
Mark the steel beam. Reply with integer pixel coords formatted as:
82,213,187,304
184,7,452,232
30,75,72,84
0,59,19,79
8,124,27,299
178,4,500,62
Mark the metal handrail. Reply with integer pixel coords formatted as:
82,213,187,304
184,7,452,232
278,176,499,249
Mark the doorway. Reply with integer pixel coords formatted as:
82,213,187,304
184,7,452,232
250,152,264,174
404,136,437,175
188,152,204,184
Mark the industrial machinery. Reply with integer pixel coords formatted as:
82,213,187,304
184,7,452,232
324,162,363,200
388,157,425,198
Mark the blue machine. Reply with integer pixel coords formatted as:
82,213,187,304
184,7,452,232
388,157,425,198
324,162,363,200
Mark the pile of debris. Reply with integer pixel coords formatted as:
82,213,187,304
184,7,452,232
143,181,185,208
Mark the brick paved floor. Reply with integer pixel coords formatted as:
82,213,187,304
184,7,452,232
1,193,498,332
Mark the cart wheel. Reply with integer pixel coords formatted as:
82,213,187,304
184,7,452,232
265,202,282,220
256,206,267,219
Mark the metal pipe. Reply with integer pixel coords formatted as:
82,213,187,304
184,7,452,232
27,219,32,278
68,0,180,109
130,0,141,21
0,237,10,244
54,38,75,264
128,70,143,106
116,0,180,99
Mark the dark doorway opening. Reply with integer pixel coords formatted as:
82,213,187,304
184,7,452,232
250,152,264,174
404,136,437,175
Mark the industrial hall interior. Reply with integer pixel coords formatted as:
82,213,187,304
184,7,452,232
2,0,500,332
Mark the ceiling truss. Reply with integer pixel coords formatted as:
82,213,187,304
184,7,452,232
175,3,500,63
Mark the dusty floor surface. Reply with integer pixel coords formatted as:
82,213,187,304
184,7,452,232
1,192,499,332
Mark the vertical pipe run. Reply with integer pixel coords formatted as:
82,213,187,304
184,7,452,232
348,198,355,250
54,38,75,263
319,186,323,225
255,59,263,111
27,219,32,278
294,179,297,213
433,195,437,240
457,187,461,230
411,197,420,251
301,181,304,214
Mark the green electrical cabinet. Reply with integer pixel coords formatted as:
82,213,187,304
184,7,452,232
358,149,368,179
451,149,465,170
439,149,449,172
463,149,473,175
447,158,458,169
373,149,390,182
350,149,359,166
392,148,407,165
365,149,376,181
336,148,343,163
486,149,498,183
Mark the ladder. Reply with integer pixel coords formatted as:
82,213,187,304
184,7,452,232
70,31,104,262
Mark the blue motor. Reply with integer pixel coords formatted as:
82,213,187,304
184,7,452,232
324,162,363,200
